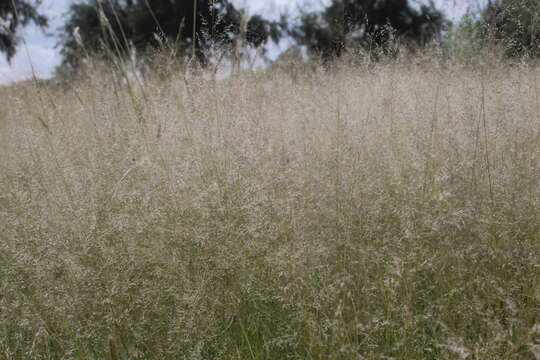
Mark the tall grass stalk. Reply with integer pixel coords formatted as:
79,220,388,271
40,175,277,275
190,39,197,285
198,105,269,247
192,0,197,61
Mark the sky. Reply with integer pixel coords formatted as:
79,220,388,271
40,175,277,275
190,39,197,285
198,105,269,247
0,0,476,84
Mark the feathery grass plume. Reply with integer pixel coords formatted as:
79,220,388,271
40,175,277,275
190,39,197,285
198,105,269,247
192,0,198,60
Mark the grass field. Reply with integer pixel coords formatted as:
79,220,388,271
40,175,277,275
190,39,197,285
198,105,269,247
0,56,539,359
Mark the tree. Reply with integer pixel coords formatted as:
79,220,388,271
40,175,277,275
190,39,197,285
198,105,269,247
59,0,281,70
474,0,540,57
289,0,447,61
0,0,47,62
59,0,132,70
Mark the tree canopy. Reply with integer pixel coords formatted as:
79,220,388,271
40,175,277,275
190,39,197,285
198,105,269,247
289,0,447,60
59,0,281,70
58,0,450,72
475,0,540,57
0,0,47,62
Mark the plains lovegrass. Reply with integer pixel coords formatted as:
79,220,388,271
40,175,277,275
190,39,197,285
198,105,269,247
0,54,539,359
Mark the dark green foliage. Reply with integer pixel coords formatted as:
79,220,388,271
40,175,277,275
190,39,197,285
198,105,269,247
59,1,132,70
476,0,540,57
59,0,281,70
289,0,447,61
0,0,47,62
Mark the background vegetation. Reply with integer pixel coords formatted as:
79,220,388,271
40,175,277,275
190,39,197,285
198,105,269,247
57,0,282,71
5,0,540,69
0,0,47,62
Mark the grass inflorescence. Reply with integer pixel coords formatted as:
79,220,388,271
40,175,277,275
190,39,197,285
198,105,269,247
0,55,539,359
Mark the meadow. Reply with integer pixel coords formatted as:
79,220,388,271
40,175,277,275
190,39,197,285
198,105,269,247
0,55,539,359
